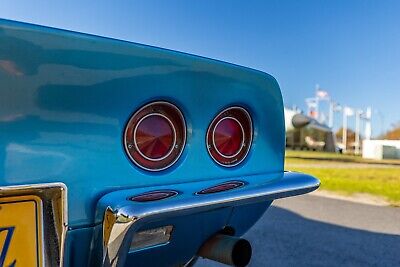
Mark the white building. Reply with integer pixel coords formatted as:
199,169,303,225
362,140,400,160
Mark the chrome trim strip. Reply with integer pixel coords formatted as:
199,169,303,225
99,172,319,267
0,183,67,267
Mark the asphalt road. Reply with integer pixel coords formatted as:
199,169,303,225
196,194,400,267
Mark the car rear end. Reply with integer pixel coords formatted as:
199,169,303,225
0,19,319,267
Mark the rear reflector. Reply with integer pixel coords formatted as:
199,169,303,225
196,181,245,194
130,226,173,251
129,190,178,202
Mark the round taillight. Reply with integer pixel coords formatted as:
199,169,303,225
124,102,186,171
207,107,252,167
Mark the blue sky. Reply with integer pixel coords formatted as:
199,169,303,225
1,0,399,136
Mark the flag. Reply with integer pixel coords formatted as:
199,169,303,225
316,89,329,99
309,110,318,119
305,98,318,118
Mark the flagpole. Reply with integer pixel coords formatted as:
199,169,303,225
365,107,372,140
355,110,361,155
343,107,347,153
315,84,319,122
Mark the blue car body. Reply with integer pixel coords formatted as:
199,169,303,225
0,19,319,266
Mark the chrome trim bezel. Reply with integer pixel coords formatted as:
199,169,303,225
0,182,68,267
206,106,253,167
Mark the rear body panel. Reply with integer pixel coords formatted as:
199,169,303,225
0,19,284,227
0,20,320,267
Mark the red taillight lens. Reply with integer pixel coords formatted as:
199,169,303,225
196,181,245,194
214,117,244,157
124,102,186,171
129,190,178,202
207,107,252,167
135,114,175,160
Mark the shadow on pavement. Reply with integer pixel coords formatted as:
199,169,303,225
196,206,400,267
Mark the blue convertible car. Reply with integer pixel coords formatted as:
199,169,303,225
0,20,319,267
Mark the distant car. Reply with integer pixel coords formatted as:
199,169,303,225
0,20,319,267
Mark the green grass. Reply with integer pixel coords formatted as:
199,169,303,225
285,150,400,206
286,150,400,165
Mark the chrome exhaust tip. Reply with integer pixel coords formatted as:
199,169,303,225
198,234,252,267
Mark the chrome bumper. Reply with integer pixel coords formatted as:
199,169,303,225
94,171,319,267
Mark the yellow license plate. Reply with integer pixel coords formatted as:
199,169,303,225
0,195,43,267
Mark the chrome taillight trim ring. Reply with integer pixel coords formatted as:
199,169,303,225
124,101,186,172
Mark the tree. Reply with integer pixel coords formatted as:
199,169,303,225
382,122,400,140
